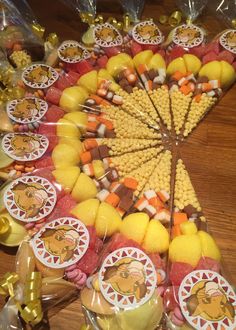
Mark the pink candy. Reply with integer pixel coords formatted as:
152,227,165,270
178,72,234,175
65,265,87,289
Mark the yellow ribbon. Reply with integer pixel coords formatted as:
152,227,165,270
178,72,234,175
46,33,59,47
0,272,19,297
232,19,236,28
0,216,10,235
168,10,182,27
31,23,45,39
0,272,43,325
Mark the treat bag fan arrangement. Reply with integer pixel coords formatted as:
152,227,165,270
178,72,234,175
0,0,45,65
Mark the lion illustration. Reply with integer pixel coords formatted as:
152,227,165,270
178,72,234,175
40,227,79,264
12,99,40,120
103,259,147,301
60,46,83,59
95,26,119,43
10,134,41,157
226,31,236,48
186,281,235,322
177,26,201,44
12,182,48,218
26,66,52,84
136,24,159,41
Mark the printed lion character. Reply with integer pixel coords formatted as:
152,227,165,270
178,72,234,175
136,24,159,40
26,66,52,84
177,26,201,44
186,281,235,321
60,46,82,59
12,99,40,120
95,26,119,43
40,227,79,264
10,134,41,157
226,31,236,48
12,182,48,218
103,259,147,301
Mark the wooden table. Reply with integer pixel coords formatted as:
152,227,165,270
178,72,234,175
0,0,236,328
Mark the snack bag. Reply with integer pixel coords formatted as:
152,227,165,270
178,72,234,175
0,0,45,68
164,158,236,330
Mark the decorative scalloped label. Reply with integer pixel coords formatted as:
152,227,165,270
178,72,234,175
173,24,204,48
220,29,236,54
58,40,90,63
179,270,236,330
99,247,157,309
93,23,123,48
4,176,57,222
1,133,48,161
31,217,89,268
22,64,59,89
132,21,163,45
7,97,48,124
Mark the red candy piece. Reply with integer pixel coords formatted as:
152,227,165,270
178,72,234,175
33,168,55,182
142,44,160,53
217,50,235,64
232,61,236,71
45,105,64,123
131,40,143,56
46,86,62,105
163,286,180,312
170,262,194,286
204,41,220,56
57,194,77,211
76,248,99,275
168,46,186,61
103,46,120,58
56,75,73,90
46,195,76,222
148,252,164,269
38,123,58,152
189,45,206,59
202,51,218,64
156,49,166,58
87,226,103,253
34,156,54,169
66,71,80,84
196,257,220,273
74,59,93,75
97,55,109,68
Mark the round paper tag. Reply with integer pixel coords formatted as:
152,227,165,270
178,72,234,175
58,40,90,63
132,21,163,45
99,247,157,309
22,64,59,89
31,217,89,268
4,176,57,222
220,29,236,54
173,24,204,48
1,133,48,162
179,270,236,330
6,97,48,124
93,23,123,48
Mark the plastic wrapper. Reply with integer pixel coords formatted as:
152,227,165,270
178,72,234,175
0,0,45,68
120,0,145,23
163,158,236,330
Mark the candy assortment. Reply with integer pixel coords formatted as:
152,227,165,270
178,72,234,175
0,0,236,329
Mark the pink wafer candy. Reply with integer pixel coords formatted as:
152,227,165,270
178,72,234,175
66,268,82,279
171,307,185,326
66,264,77,272
25,222,35,230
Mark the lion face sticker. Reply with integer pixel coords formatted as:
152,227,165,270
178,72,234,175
31,218,89,268
179,270,236,330
220,30,236,54
93,23,123,47
22,64,59,89
132,21,163,45
7,97,48,124
58,40,90,63
4,176,57,222
173,24,204,48
99,248,156,309
1,133,48,161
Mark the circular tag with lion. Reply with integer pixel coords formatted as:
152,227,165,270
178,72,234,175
58,40,90,63
132,21,163,45
22,64,59,89
31,217,89,268
4,176,57,222
1,133,49,161
220,29,236,54
93,23,123,48
179,270,236,330
173,24,204,48
99,247,157,309
7,97,48,124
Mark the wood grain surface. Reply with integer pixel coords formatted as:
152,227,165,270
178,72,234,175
0,0,236,329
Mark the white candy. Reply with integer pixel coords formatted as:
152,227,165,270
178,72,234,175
144,190,156,200
145,204,156,217
97,124,106,137
136,199,149,211
96,189,109,201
